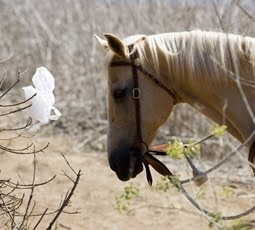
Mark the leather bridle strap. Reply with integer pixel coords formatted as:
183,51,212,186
109,60,177,104
248,140,255,173
109,48,177,150
129,48,143,145
109,48,176,185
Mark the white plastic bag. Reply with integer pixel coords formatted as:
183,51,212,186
23,67,61,124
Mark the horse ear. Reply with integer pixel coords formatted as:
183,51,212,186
94,34,109,50
104,33,128,58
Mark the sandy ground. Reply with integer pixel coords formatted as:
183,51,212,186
0,134,255,230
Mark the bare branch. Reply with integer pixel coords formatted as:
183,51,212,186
6,175,56,189
0,93,36,108
0,142,49,155
46,170,81,230
18,151,36,229
0,104,32,117
0,71,21,99
0,118,33,132
60,153,78,175
212,0,226,31
0,54,13,64
234,0,255,23
32,208,48,230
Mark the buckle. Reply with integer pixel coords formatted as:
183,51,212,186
132,88,141,99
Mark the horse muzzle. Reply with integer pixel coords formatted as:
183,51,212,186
108,148,143,181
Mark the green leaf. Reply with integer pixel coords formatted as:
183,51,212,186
184,140,201,159
115,183,139,213
166,138,184,159
210,125,227,138
226,218,253,230
208,212,222,228
153,176,174,192
220,186,234,199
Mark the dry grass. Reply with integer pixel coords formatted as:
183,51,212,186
0,1,255,228
0,0,254,155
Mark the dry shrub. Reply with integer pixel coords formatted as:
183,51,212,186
0,0,254,156
0,71,81,229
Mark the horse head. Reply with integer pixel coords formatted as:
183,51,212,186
95,33,175,181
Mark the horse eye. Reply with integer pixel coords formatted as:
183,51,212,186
113,89,126,99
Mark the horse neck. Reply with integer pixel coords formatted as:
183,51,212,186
152,45,255,147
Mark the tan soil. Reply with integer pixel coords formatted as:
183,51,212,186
0,134,255,230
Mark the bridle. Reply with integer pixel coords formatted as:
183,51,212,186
110,45,178,183
249,141,255,174
108,44,255,220
110,46,177,153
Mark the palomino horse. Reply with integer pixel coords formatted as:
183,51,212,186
95,30,255,182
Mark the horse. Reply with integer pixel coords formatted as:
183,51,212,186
94,30,255,182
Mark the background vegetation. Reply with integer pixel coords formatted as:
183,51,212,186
0,1,255,229
1,0,254,155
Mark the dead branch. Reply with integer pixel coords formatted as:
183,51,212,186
0,104,32,117
46,153,81,230
0,142,49,155
0,93,36,108
0,147,81,229
234,0,255,23
32,208,48,230
19,152,37,229
6,175,56,190
0,118,32,132
0,71,21,99
0,67,81,229
0,53,13,64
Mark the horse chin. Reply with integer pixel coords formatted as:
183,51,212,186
115,157,143,181
130,156,143,178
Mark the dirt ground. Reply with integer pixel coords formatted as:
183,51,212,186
1,133,255,230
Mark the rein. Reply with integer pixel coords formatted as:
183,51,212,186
249,141,255,171
109,46,255,220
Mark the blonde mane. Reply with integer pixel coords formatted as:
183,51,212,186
133,30,255,87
